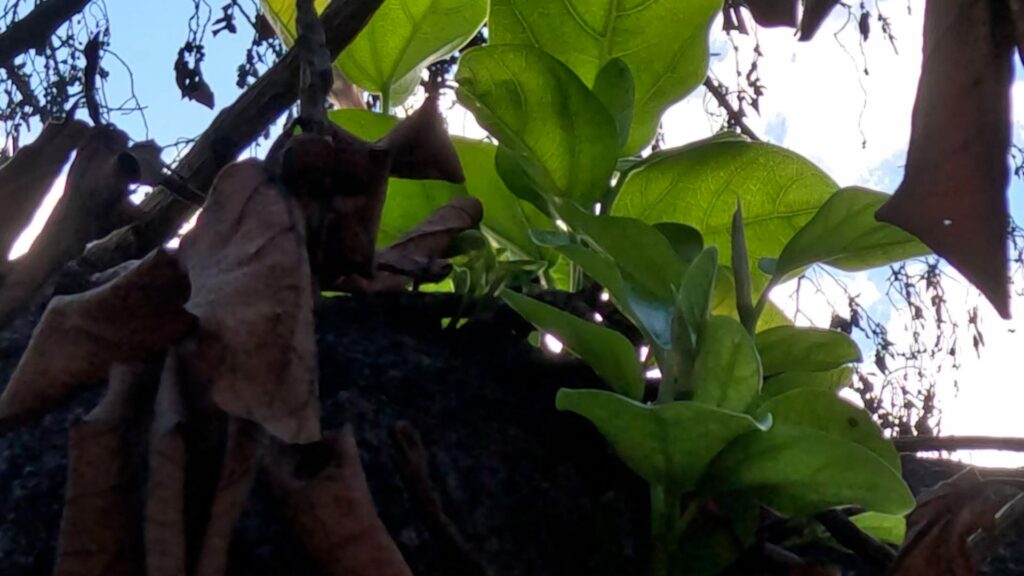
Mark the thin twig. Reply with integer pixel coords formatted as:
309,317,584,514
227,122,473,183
894,435,1024,454
82,32,102,126
295,0,331,132
702,77,762,142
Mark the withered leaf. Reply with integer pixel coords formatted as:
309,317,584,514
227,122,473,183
53,363,152,576
890,468,1020,575
269,427,413,576
383,94,465,183
128,140,166,187
0,118,90,259
0,248,192,427
876,0,1015,318
146,352,188,576
742,0,799,29
194,418,266,576
799,0,840,41
179,159,321,444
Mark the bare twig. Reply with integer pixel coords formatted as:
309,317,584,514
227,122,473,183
82,32,102,126
703,77,762,142
78,0,385,274
894,435,1024,454
0,0,90,65
1,60,43,118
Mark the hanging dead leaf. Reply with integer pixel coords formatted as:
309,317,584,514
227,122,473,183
0,125,149,326
890,468,1020,575
0,118,90,259
799,0,840,40
0,248,192,428
742,0,799,28
146,351,189,576
194,418,266,576
269,426,413,576
876,0,1015,318
53,363,153,576
383,94,465,183
179,159,320,444
128,140,166,187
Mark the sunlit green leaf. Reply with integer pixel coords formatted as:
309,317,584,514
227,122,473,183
706,426,915,517
758,389,900,472
850,512,906,546
504,291,644,400
774,187,931,281
675,247,718,348
557,389,768,492
692,316,761,412
613,140,837,290
761,366,853,398
756,326,860,376
490,0,722,154
456,45,619,206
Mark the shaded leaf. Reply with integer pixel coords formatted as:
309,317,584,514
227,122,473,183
127,140,166,186
180,160,320,443
557,388,768,492
0,249,192,426
775,187,930,281
743,0,799,28
875,1,1015,318
758,388,900,472
706,426,915,517
490,0,722,153
269,427,413,576
675,246,719,350
592,58,635,151
456,45,619,206
756,326,860,376
613,140,836,292
761,366,853,398
381,94,465,182
654,222,704,264
503,290,644,400
692,315,761,412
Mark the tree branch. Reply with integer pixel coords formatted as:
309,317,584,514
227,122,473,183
0,0,90,65
894,435,1024,453
79,0,384,273
703,77,762,142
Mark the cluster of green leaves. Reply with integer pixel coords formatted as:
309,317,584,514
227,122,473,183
260,0,932,572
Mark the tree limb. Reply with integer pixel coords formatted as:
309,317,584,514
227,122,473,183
894,435,1024,453
79,0,385,273
0,0,90,65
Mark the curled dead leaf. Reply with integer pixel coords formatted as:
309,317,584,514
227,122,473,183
876,0,1015,318
383,94,465,183
0,118,90,259
146,351,188,576
179,159,321,444
269,427,413,576
0,248,193,428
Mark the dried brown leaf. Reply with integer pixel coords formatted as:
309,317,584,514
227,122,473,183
194,418,266,576
179,159,320,444
269,427,413,576
0,248,192,427
146,352,188,576
742,0,799,28
876,1,1015,318
384,94,465,183
889,468,1019,576
0,118,90,259
128,140,166,187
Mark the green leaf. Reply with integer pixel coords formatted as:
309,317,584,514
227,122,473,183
676,247,719,346
490,0,723,154
456,45,619,206
654,222,704,263
849,512,906,546
503,291,644,400
557,389,768,492
761,366,853,398
592,58,635,151
758,389,900,472
377,178,465,246
706,426,915,517
327,108,399,139
338,0,487,105
756,326,861,376
557,201,685,303
613,140,837,290
692,316,762,412
774,187,931,281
